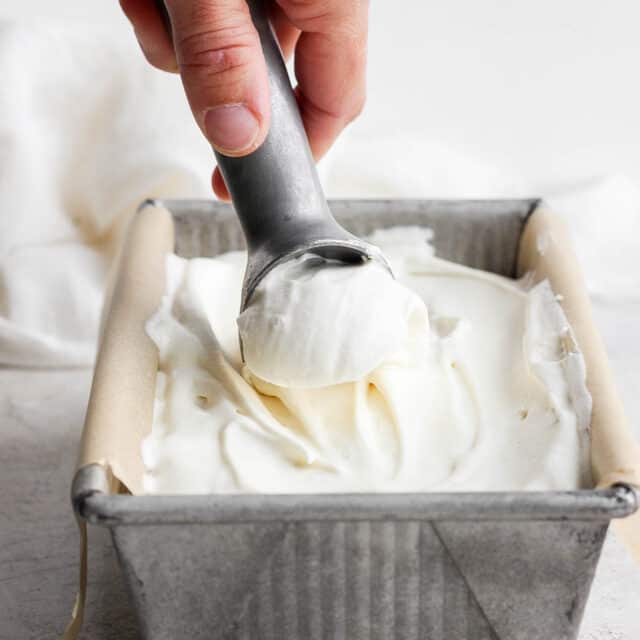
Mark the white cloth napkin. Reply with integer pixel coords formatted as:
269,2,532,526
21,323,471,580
0,22,211,366
1,21,639,368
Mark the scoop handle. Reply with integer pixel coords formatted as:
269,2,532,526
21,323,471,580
214,0,333,254
153,0,333,253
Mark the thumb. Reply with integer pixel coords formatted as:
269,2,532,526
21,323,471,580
165,0,270,156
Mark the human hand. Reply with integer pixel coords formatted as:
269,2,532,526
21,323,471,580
120,0,368,199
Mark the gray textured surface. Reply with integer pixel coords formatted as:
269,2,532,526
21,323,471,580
0,369,138,640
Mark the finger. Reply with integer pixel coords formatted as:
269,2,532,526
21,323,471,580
269,4,300,61
277,0,368,159
212,166,231,200
165,0,270,156
120,0,178,72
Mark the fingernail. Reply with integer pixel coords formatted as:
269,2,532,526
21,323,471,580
204,104,260,154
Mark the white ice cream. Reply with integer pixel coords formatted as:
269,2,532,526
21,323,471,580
143,227,592,494
238,254,428,388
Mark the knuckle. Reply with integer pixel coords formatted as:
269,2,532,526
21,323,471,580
347,92,366,122
336,82,366,124
176,28,258,103
142,47,178,73
280,0,363,28
176,25,257,73
334,89,365,126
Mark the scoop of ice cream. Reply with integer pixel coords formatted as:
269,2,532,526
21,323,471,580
237,254,429,388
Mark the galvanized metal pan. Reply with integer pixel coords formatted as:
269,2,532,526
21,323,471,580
68,199,640,640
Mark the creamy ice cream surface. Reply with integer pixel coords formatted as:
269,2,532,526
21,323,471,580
143,226,591,494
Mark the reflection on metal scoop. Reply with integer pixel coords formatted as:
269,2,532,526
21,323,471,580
213,0,391,310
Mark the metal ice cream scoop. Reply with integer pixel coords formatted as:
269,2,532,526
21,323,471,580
155,0,389,309
213,0,389,309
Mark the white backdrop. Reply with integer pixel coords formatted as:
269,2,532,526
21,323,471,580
3,0,640,191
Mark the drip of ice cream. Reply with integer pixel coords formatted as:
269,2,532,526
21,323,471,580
143,227,591,494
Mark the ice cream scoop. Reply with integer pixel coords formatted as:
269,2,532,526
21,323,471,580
214,0,390,309
154,0,389,309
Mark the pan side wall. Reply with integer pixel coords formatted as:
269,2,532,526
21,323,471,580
112,517,606,640
169,198,536,278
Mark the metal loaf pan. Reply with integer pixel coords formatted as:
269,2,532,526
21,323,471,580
72,199,639,640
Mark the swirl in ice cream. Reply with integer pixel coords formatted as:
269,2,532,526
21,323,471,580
143,227,591,494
